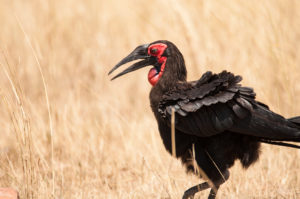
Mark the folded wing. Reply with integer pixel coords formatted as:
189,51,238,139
158,71,300,140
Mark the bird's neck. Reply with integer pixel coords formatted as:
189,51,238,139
157,55,187,91
150,55,187,110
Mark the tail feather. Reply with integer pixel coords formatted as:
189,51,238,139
259,116,300,149
260,139,300,149
289,116,300,125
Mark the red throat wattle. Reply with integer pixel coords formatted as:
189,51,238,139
148,57,167,86
147,43,167,86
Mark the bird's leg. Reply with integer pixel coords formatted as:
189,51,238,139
182,170,230,199
182,182,210,199
207,185,219,199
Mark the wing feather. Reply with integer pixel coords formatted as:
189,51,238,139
158,70,300,139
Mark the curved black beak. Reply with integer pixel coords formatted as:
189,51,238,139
108,44,156,80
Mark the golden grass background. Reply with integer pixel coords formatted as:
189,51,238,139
0,0,300,198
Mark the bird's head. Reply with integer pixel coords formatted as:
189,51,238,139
108,40,187,86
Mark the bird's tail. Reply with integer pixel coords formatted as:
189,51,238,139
260,140,300,149
260,116,300,149
289,116,300,126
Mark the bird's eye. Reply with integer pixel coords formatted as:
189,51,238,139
150,48,158,54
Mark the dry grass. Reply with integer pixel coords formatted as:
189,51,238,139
0,0,300,198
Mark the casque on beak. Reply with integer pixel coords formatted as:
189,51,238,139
108,44,156,80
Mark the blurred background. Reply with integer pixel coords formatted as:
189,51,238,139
0,0,299,198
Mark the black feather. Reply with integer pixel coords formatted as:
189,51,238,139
113,40,300,199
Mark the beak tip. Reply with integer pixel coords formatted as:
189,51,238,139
108,69,115,75
108,64,121,76
110,75,119,81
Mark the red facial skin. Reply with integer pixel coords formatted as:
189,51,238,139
147,43,168,86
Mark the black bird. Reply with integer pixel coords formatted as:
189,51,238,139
108,40,300,199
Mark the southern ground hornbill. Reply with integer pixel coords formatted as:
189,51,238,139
108,40,300,199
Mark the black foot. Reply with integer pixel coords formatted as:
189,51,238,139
182,182,210,199
208,186,219,199
182,170,229,199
